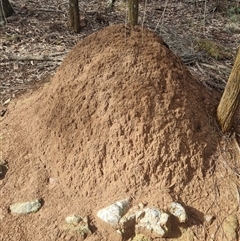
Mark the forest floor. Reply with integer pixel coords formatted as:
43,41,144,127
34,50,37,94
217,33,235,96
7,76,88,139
1,1,240,241
1,0,240,107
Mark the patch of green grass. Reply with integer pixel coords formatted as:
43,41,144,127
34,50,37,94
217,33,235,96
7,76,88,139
195,38,233,60
227,6,240,22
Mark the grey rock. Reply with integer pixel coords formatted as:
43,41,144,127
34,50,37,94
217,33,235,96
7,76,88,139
136,207,170,237
98,200,190,238
10,199,42,214
97,198,131,226
65,215,82,225
118,205,170,237
64,215,92,237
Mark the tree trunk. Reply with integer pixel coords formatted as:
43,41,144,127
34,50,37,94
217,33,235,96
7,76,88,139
0,0,14,19
217,48,240,133
69,0,80,33
128,0,138,26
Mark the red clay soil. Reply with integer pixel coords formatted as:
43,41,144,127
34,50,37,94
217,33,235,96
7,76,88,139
1,24,239,241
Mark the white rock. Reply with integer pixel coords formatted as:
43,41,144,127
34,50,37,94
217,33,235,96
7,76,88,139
98,202,170,237
65,215,82,225
158,212,169,226
148,224,165,237
3,98,11,105
10,199,42,214
204,214,214,224
137,207,170,237
49,177,58,185
169,202,187,223
97,198,131,226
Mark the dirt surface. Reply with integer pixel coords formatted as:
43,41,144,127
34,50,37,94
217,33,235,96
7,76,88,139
1,24,240,241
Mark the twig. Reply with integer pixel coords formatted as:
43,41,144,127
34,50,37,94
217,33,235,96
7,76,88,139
203,0,207,35
35,8,65,14
58,2,69,9
196,61,204,73
206,80,225,90
198,63,228,88
8,54,64,62
0,62,11,66
154,0,169,33
48,52,67,57
201,63,230,79
181,54,203,65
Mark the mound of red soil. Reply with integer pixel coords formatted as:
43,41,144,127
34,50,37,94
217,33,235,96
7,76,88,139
2,24,234,240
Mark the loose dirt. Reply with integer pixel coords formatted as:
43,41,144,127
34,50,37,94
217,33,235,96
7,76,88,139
1,24,239,241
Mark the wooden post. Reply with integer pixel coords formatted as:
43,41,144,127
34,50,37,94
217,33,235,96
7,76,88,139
128,0,139,26
69,0,80,33
217,48,240,132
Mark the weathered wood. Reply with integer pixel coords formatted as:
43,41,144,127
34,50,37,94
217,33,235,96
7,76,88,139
217,48,240,132
8,53,65,61
128,0,138,26
69,0,80,33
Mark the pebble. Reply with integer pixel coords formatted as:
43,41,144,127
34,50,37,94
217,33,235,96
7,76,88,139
204,214,215,224
169,202,187,223
9,199,42,214
65,215,82,225
63,215,92,237
136,207,170,237
97,198,131,226
3,98,11,105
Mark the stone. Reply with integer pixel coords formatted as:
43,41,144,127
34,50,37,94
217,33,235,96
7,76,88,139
136,207,170,237
118,206,170,237
97,201,194,238
97,198,131,226
49,177,57,185
63,215,92,237
9,199,42,214
65,215,82,225
3,98,11,105
169,202,187,223
204,214,215,224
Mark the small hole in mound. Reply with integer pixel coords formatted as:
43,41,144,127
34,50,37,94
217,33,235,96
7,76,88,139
195,122,202,132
